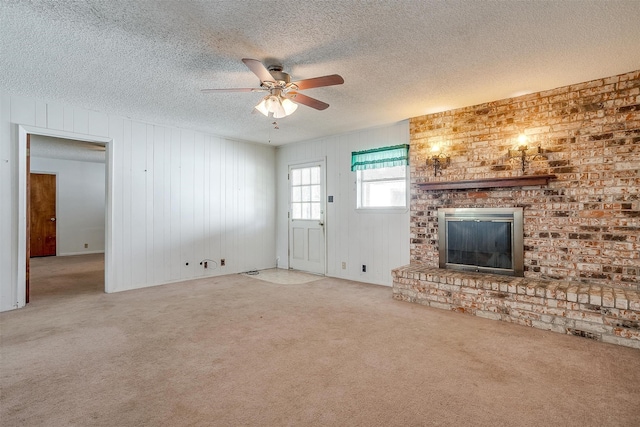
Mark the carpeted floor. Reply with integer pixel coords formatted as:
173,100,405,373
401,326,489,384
241,268,323,285
1,254,639,426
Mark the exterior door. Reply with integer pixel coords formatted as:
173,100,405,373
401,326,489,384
288,162,325,274
30,173,57,257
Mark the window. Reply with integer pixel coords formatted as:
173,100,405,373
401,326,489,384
357,165,407,208
290,166,322,220
351,145,409,210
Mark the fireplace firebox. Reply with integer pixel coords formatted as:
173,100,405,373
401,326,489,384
437,208,524,276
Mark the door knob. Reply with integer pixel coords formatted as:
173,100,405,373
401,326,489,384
319,221,324,226
50,218,56,221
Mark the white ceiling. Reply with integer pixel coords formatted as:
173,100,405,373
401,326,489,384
2,1,640,146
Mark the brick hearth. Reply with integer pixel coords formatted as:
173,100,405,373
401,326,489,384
393,265,640,349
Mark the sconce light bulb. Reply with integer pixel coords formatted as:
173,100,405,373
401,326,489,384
431,144,441,154
517,134,528,147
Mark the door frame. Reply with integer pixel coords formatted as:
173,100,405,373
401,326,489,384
17,125,113,307
287,159,327,275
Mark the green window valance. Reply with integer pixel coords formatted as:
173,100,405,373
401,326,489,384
351,144,409,171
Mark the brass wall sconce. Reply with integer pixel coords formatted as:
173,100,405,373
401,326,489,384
509,139,542,173
426,153,451,176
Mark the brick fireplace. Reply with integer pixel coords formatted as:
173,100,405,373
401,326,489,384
393,69,640,349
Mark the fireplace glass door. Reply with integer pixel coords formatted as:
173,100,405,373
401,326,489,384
446,220,512,269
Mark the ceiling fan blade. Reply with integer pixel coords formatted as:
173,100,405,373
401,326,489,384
201,88,265,93
285,92,329,110
242,58,275,83
292,74,344,90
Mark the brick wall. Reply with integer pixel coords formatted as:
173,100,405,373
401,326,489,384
410,70,640,291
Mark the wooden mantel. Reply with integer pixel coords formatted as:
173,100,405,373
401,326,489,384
416,174,556,191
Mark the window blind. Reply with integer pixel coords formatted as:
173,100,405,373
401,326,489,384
350,144,409,171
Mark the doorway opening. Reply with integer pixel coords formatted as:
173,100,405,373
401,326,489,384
27,135,107,302
18,125,112,308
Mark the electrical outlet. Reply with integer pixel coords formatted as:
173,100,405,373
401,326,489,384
341,262,346,269
220,258,226,266
204,261,208,269
84,243,88,248
362,264,366,272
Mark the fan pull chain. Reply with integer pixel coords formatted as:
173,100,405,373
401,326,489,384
268,121,280,144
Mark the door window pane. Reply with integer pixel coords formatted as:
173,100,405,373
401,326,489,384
310,167,320,184
301,186,311,202
311,203,321,219
311,185,321,201
291,169,301,185
292,203,301,219
291,166,322,220
302,203,311,219
301,168,311,185
292,186,302,202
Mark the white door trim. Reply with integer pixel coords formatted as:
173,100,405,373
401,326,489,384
17,124,113,308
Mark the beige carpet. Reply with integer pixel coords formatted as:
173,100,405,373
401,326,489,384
1,255,639,426
241,268,323,285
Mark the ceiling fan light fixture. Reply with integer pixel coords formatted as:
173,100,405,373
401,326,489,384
255,94,297,118
205,59,343,117
281,97,298,115
268,95,286,118
254,98,269,116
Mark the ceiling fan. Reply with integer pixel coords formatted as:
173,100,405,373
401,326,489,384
202,58,344,118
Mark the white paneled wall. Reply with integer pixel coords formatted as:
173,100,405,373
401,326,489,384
276,122,410,286
0,92,407,311
0,96,13,310
0,94,276,311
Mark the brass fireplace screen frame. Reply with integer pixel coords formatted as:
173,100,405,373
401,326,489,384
437,207,524,277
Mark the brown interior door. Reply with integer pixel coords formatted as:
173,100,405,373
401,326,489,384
30,173,57,257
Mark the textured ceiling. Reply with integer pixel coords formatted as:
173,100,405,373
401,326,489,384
2,1,640,146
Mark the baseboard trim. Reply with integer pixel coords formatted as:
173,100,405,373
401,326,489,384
59,250,105,256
